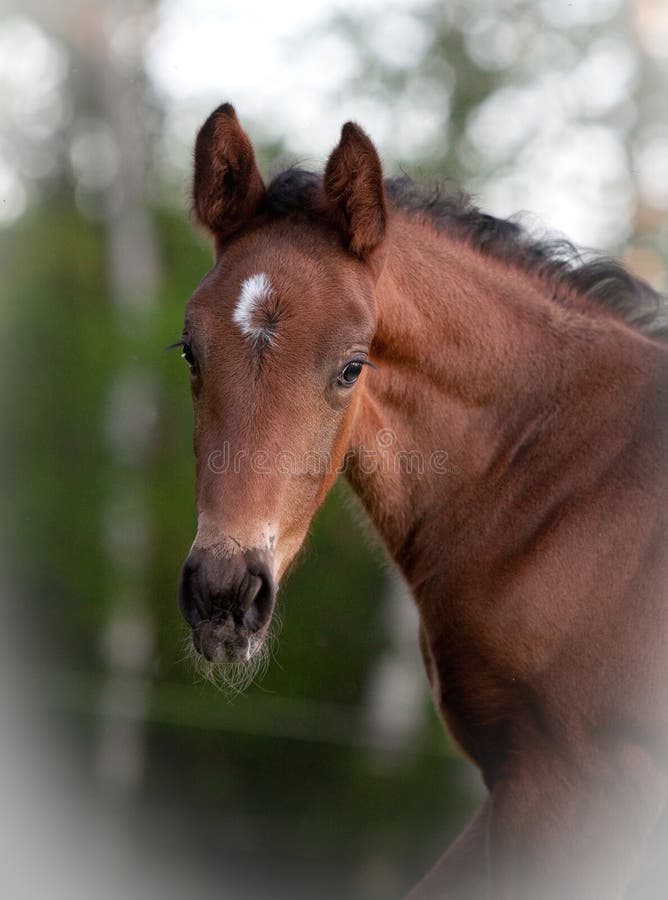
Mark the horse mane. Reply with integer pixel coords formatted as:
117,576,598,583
265,168,668,340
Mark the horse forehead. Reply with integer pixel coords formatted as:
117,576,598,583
192,255,359,324
240,250,335,297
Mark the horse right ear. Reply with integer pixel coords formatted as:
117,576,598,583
324,122,387,260
192,103,266,241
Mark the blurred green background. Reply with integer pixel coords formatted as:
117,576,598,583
1,1,666,898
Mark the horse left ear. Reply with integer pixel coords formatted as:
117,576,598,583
192,103,266,241
324,122,387,259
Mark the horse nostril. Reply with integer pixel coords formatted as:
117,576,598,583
178,553,207,628
243,561,276,633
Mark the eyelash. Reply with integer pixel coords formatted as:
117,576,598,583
180,343,196,371
167,339,197,373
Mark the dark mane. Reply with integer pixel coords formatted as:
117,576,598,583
265,168,668,340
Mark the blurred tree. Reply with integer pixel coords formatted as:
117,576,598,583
329,0,668,258
19,0,163,799
625,0,668,289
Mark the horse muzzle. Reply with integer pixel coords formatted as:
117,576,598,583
178,545,277,663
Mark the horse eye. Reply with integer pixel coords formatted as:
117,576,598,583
338,360,364,386
181,343,196,371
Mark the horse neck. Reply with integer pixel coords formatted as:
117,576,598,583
346,212,652,592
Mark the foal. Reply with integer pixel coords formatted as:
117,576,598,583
177,103,668,899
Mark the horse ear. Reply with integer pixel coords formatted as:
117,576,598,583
192,103,266,240
324,122,387,259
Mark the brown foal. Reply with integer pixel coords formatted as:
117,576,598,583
176,103,668,899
